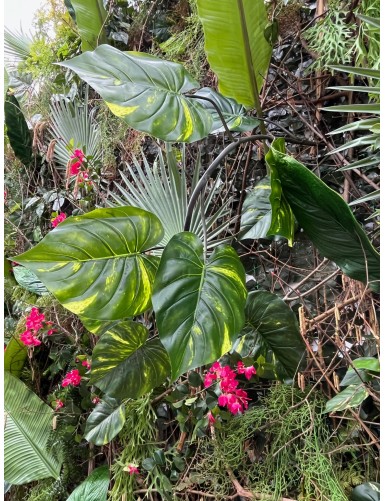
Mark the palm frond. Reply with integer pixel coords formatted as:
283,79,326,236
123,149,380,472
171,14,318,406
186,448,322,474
4,28,33,67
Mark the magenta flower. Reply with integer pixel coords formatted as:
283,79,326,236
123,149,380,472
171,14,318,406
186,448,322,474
124,463,139,475
237,361,256,380
55,399,64,411
62,369,82,387
82,360,91,370
20,330,41,347
52,213,67,228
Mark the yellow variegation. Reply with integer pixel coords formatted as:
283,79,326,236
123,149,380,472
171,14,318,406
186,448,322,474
152,232,247,380
13,207,164,321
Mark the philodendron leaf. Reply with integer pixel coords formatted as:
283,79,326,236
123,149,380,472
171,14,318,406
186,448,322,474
240,177,272,240
325,385,368,413
13,207,163,320
59,45,213,143
153,232,247,380
193,87,260,133
90,321,170,399
197,0,272,108
4,371,62,484
233,291,306,379
4,336,27,377
70,0,107,52
4,94,33,166
67,465,109,501
84,396,126,445
266,138,380,291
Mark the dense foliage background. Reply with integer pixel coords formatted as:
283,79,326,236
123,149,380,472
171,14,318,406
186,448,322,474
4,0,380,500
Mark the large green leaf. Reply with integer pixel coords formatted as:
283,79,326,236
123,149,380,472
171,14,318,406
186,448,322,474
4,94,33,165
153,232,247,380
4,371,62,484
196,0,272,108
194,87,260,133
325,385,368,413
233,291,306,379
266,139,380,291
13,207,163,320
240,177,272,240
84,396,126,445
90,321,170,399
59,45,212,143
4,336,27,377
70,0,107,52
13,265,48,295
67,465,109,501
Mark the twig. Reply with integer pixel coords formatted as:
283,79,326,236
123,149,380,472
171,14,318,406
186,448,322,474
308,295,361,326
284,269,340,301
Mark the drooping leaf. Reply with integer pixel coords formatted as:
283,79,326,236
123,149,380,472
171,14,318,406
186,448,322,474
13,265,48,295
67,465,109,501
351,482,380,501
4,94,33,166
266,139,380,291
59,45,213,143
153,232,247,380
233,291,306,379
340,369,371,387
193,87,260,133
70,0,107,52
4,371,62,484
84,396,126,445
325,385,368,413
239,177,272,240
64,0,77,22
4,336,27,377
13,207,164,320
352,357,380,372
196,0,272,108
90,321,170,399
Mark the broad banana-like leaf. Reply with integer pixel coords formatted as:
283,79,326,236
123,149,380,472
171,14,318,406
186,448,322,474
233,291,306,379
71,0,107,52
4,336,27,377
13,207,164,320
67,465,109,500
194,87,260,133
90,321,170,399
153,232,247,380
197,0,272,108
266,139,380,291
59,45,213,143
84,396,126,445
4,371,62,484
240,177,272,240
4,94,33,166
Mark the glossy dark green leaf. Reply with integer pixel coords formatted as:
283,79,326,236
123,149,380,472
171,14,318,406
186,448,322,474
234,291,306,379
266,140,295,246
4,337,27,377
67,465,109,501
197,0,272,108
266,139,380,291
193,87,260,133
59,45,212,143
13,207,163,320
4,258,17,287
70,0,107,52
84,396,125,445
90,321,170,399
153,232,247,380
239,177,272,240
325,385,368,413
351,482,380,501
4,94,33,166
340,369,371,387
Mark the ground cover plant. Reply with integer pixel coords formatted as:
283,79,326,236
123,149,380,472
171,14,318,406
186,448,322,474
4,0,380,500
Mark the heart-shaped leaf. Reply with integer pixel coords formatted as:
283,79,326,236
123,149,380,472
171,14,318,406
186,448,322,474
194,87,260,133
84,396,126,445
153,232,247,380
266,139,380,291
67,465,109,501
233,291,306,379
13,207,163,320
240,177,272,240
59,45,213,143
90,321,170,399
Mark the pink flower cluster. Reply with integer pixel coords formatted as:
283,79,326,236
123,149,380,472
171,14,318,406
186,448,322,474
125,463,139,475
52,213,67,228
70,149,86,176
20,307,55,347
204,361,256,416
82,360,91,370
62,369,82,387
55,399,64,411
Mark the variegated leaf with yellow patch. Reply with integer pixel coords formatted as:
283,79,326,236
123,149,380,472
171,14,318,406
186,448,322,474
152,232,247,380
59,45,213,143
13,207,164,320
